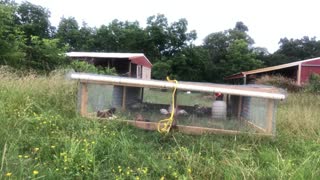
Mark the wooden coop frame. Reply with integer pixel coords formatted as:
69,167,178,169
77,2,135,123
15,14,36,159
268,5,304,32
71,73,286,136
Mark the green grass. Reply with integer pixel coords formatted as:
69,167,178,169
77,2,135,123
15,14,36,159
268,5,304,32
0,70,319,179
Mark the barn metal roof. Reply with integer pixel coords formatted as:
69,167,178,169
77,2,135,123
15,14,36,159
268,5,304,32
66,52,152,68
225,57,320,80
70,73,286,100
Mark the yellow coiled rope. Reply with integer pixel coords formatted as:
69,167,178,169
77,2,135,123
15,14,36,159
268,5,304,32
157,76,178,134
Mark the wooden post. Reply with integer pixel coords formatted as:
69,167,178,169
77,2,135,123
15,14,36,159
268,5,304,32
128,62,132,77
297,64,301,85
237,96,243,120
122,62,132,111
80,82,88,116
266,99,274,134
122,86,127,111
140,87,144,102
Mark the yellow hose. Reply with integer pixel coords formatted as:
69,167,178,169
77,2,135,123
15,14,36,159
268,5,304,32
157,76,178,134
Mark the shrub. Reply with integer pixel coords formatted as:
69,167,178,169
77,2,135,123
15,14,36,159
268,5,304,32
69,60,116,75
255,75,302,92
304,73,320,93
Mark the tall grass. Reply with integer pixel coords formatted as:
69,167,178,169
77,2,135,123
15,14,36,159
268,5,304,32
0,70,319,179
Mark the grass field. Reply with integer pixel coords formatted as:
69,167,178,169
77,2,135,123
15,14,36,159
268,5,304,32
0,70,319,179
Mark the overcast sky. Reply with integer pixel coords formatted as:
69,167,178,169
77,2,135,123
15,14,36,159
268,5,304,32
16,0,320,53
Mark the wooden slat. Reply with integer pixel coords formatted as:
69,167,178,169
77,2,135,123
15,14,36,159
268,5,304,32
80,83,88,116
266,99,274,133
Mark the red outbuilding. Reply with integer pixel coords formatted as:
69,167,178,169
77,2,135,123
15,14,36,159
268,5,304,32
225,57,320,85
66,52,152,80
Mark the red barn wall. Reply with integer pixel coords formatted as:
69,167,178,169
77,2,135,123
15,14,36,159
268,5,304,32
301,59,320,84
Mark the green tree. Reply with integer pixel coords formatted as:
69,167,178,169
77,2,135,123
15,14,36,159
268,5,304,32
95,19,147,52
16,1,53,40
170,46,206,81
262,36,320,66
56,17,80,50
78,22,96,51
224,39,263,75
24,36,67,72
204,22,263,82
145,14,197,61
151,61,171,80
146,14,169,61
0,2,25,67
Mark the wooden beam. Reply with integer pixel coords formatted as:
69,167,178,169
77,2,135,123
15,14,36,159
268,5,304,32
122,62,131,111
121,120,273,137
266,99,274,133
80,82,88,116
237,96,243,120
297,64,302,85
128,62,132,77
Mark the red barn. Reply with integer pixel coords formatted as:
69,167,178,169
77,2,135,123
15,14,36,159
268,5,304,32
66,52,152,80
225,57,320,85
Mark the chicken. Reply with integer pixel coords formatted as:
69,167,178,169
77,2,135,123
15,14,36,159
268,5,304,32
177,109,188,116
160,108,169,115
160,106,188,116
135,113,144,121
194,104,207,116
97,107,116,118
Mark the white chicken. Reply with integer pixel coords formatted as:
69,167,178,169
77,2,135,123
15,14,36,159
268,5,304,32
160,108,169,115
160,106,188,116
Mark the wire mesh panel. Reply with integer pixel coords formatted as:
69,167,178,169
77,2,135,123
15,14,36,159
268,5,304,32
78,83,114,115
78,82,279,135
241,97,277,134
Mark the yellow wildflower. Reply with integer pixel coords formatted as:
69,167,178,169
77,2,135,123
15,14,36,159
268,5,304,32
24,155,29,158
5,172,12,177
34,148,39,152
33,170,39,175
18,155,22,158
188,168,192,173
160,176,165,180
51,145,55,148
172,172,178,178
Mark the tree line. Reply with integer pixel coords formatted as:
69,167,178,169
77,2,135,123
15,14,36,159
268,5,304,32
1,1,320,82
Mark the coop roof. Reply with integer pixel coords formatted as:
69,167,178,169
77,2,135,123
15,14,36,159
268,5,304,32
70,73,286,100
66,52,152,68
225,57,320,80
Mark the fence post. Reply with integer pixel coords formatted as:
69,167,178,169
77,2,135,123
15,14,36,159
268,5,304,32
80,82,88,116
